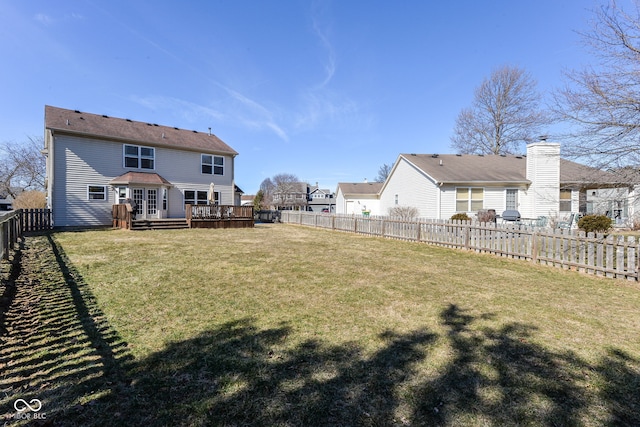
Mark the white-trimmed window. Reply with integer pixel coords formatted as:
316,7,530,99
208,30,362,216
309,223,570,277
201,154,224,175
124,144,155,169
116,187,127,204
88,185,107,200
559,189,572,212
184,190,209,208
456,187,484,212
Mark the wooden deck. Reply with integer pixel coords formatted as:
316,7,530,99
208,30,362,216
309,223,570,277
113,204,254,230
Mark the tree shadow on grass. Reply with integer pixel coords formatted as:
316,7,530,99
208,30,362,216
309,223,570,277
412,304,640,426
1,235,639,426
127,320,436,426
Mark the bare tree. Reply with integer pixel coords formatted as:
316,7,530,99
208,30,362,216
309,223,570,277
388,205,419,220
259,178,275,209
271,173,308,210
551,1,640,169
0,136,46,198
375,163,392,182
451,65,547,155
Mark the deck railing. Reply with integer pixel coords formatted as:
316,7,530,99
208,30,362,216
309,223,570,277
280,211,640,281
186,204,254,221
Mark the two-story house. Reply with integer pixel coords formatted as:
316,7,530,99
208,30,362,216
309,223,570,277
308,183,335,213
43,105,239,228
272,182,310,210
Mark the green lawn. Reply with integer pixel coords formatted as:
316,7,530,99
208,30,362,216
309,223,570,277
1,224,639,426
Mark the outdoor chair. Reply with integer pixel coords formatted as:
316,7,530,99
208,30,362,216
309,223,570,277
535,216,548,227
557,213,575,229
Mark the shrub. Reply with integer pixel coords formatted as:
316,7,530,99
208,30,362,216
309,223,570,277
451,213,470,222
476,209,496,223
578,214,612,234
13,190,46,209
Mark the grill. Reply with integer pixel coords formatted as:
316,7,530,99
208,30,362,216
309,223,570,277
501,210,521,222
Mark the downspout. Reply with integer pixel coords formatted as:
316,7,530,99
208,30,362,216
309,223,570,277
438,182,443,220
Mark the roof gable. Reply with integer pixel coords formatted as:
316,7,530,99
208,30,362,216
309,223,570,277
45,105,238,156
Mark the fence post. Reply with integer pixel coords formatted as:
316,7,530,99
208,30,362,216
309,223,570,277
464,221,470,250
531,231,538,263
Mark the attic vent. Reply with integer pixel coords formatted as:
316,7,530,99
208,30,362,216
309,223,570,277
410,153,417,156
174,127,179,130
102,115,108,118
515,156,523,159
500,154,506,157
478,154,484,157
193,130,198,133
456,153,462,156
153,124,158,127
126,119,132,122
147,123,152,126
74,110,81,114
432,154,439,158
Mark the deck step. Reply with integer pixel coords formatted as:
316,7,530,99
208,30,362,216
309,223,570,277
131,219,189,230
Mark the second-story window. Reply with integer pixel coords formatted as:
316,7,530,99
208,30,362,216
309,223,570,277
124,144,155,169
201,155,224,175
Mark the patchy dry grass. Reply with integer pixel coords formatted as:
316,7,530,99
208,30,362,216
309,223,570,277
1,224,639,426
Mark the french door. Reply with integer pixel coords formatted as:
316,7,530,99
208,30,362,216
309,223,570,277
132,188,158,219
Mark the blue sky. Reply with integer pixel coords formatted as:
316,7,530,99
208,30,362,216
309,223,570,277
0,0,609,194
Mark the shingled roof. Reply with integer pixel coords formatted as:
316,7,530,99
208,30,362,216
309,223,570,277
400,153,529,184
337,182,384,195
400,153,628,187
45,105,238,155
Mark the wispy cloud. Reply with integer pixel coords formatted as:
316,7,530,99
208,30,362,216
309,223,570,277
219,85,288,141
129,93,289,141
129,95,225,123
88,0,289,141
34,13,53,25
291,1,373,133
311,3,336,89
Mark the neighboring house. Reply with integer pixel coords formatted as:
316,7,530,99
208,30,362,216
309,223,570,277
234,185,244,206
0,194,13,211
241,194,255,206
341,142,632,222
43,105,239,227
335,181,383,215
272,182,310,210
308,183,335,212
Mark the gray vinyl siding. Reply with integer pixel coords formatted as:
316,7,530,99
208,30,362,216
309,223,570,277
51,134,235,227
53,135,119,227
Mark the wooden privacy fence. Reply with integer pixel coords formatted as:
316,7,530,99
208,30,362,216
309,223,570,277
0,209,53,260
281,211,640,281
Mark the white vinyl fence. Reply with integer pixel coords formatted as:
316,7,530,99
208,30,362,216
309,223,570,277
280,212,639,281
